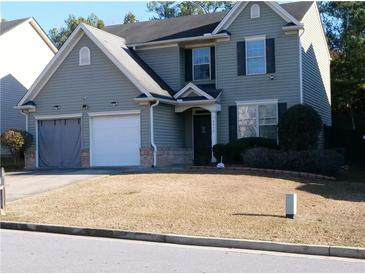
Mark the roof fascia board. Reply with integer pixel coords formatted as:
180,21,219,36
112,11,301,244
212,2,248,35
265,2,302,25
128,33,230,48
28,18,58,53
174,82,214,100
17,25,84,106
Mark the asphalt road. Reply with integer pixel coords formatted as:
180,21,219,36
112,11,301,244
1,230,364,273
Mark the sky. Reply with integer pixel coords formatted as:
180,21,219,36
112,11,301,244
1,1,151,33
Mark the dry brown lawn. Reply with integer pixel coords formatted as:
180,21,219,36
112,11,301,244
2,170,365,247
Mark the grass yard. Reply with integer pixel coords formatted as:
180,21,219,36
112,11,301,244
1,170,365,247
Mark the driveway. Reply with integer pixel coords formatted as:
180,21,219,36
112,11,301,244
4,168,120,201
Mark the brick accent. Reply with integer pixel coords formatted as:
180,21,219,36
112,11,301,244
24,149,36,169
140,146,193,167
81,149,90,167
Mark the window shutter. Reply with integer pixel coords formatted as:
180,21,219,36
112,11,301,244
229,105,238,142
266,38,275,73
185,49,192,81
210,47,215,80
237,41,246,76
278,102,287,123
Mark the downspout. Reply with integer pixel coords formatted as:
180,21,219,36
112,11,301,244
150,100,159,168
299,28,305,104
20,110,29,132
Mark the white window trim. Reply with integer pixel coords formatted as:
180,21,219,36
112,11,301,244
250,4,260,19
236,99,278,139
192,47,211,81
245,36,266,76
79,46,91,66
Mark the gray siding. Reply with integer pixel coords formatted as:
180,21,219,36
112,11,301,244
0,74,27,154
216,2,301,143
301,3,331,126
154,103,185,147
136,46,181,92
28,35,150,151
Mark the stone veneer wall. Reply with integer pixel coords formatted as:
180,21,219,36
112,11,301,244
140,146,193,167
24,149,36,169
81,149,90,168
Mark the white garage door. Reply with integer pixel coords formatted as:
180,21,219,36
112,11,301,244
90,114,140,166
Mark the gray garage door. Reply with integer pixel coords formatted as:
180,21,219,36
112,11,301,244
38,119,81,167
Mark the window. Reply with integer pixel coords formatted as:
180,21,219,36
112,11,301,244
238,102,278,140
192,47,210,80
250,4,260,19
246,38,266,75
79,47,90,66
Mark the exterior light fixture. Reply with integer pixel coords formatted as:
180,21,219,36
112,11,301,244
82,104,88,110
111,101,118,107
53,105,60,110
270,74,275,80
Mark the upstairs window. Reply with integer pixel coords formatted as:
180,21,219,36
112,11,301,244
192,47,210,80
246,38,266,75
79,47,91,66
250,4,260,19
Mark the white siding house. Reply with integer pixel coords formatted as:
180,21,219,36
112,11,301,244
0,17,57,155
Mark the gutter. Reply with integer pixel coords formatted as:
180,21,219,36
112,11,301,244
128,33,230,49
150,100,159,168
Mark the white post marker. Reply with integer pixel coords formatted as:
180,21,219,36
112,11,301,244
0,167,5,215
285,193,297,219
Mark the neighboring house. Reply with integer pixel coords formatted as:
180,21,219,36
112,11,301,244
16,1,331,169
0,17,57,155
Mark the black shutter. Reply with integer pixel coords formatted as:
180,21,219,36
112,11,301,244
266,38,275,73
210,47,215,80
228,105,238,142
185,49,192,81
237,41,246,76
278,102,287,123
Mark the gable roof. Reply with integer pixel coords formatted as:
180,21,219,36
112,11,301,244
103,12,227,45
0,17,29,35
17,23,172,107
103,2,311,45
0,17,57,53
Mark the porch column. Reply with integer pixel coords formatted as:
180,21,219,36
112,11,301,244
210,110,217,162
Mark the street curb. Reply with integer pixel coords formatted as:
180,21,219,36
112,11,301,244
1,221,364,259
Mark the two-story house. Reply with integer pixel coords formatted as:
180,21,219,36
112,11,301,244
0,17,57,155
16,2,331,168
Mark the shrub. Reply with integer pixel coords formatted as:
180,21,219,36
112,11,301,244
213,137,279,163
1,129,33,163
278,104,322,151
242,147,344,176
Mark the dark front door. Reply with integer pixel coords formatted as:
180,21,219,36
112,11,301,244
38,118,81,168
193,114,211,165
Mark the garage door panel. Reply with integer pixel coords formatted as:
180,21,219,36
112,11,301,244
91,114,140,166
38,118,81,168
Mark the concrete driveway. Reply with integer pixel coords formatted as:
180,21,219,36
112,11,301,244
4,169,119,202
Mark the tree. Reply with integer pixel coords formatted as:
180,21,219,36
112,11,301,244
123,11,137,24
1,129,32,163
278,104,322,151
147,1,178,19
196,1,235,13
49,13,104,49
319,2,365,128
178,2,204,16
146,1,234,19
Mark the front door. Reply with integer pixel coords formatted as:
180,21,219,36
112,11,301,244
193,114,211,165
